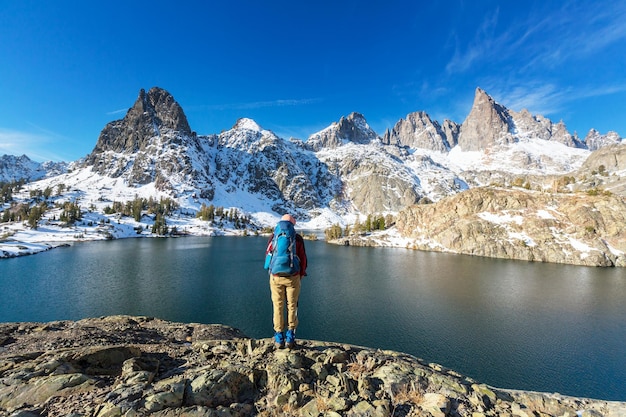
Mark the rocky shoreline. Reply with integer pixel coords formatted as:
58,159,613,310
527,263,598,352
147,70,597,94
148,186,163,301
1,316,624,417
331,188,626,268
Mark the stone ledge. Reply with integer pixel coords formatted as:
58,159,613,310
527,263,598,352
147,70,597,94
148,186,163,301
0,315,624,416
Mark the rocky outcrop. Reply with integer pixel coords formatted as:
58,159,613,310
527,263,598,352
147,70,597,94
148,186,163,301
83,87,200,189
579,143,626,175
508,109,553,141
88,87,192,157
1,316,624,417
457,88,515,151
584,129,622,151
575,143,626,196
382,111,452,152
441,119,460,149
549,120,584,148
395,187,626,267
457,88,590,152
306,112,378,152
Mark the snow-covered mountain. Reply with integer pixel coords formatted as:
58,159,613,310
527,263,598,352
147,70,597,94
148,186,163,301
2,86,624,229
0,154,67,182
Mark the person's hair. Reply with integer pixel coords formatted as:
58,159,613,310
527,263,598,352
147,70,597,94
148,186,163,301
280,214,296,225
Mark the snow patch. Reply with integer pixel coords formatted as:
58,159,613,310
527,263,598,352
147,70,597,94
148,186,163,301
508,232,536,247
536,210,556,220
235,118,263,132
477,211,524,225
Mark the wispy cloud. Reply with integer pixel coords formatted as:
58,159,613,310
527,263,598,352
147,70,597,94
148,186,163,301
195,98,323,111
446,8,503,74
446,2,626,75
106,108,128,116
0,128,72,162
0,129,50,160
486,83,569,115
564,2,626,56
484,79,626,118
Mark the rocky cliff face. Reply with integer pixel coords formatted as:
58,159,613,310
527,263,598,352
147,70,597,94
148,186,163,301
579,142,626,174
395,187,626,267
305,112,378,152
1,316,624,417
88,87,191,156
575,142,626,196
456,88,589,152
83,87,200,189
585,129,622,151
382,111,453,152
457,88,515,151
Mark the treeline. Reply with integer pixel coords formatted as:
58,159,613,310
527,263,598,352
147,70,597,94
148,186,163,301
1,200,82,229
1,180,25,204
196,203,252,229
325,213,395,240
103,197,178,222
103,196,179,235
1,181,69,204
1,181,76,229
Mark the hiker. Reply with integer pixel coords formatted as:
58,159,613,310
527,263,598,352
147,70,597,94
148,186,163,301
264,213,308,349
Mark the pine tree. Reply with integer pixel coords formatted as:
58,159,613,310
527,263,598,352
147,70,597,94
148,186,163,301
324,223,343,240
132,197,143,222
28,206,41,229
152,213,168,235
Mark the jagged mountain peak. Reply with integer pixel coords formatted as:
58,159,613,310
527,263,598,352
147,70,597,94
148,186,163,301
457,87,513,151
232,118,264,132
584,129,622,151
457,87,589,152
382,110,453,152
82,87,199,188
87,87,191,158
307,112,378,151
219,118,279,150
339,111,366,124
139,87,192,134
336,112,374,142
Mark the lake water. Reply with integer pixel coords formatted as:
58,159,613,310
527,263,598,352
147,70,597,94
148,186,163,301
1,236,625,401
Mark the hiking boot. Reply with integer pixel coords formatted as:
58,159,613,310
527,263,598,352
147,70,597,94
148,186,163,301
285,329,296,349
274,331,285,349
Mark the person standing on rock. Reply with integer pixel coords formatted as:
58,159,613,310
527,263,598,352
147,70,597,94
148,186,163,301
264,214,308,349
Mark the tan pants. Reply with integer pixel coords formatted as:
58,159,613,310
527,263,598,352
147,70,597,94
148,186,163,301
269,274,301,332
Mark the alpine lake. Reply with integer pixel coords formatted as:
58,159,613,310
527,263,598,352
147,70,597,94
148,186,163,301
1,236,625,401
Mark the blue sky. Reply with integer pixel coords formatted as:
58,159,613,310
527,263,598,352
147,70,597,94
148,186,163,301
1,1,625,162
